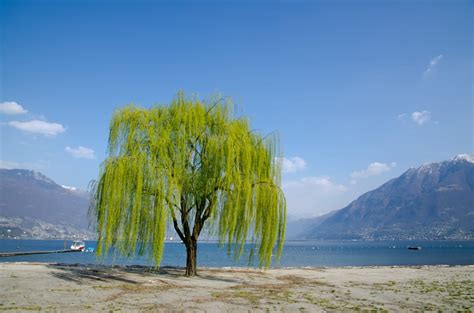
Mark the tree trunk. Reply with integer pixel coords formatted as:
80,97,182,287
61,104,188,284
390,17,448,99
185,239,197,276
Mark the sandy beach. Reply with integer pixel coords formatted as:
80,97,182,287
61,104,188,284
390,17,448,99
0,263,473,312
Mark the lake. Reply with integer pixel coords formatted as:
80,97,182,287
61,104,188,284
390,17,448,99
1,239,473,267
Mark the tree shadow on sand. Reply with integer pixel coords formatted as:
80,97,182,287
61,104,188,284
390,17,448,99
47,263,243,285
47,263,139,285
120,265,245,283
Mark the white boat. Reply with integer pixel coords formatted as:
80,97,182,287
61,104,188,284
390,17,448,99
71,240,85,251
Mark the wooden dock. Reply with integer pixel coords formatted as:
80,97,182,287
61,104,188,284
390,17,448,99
0,249,82,257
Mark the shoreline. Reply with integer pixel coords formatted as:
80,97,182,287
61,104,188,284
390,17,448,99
1,263,473,312
1,257,473,268
2,238,474,242
1,260,473,269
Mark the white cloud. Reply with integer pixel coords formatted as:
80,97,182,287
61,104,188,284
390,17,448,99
8,120,65,136
424,54,443,75
283,175,347,217
65,146,96,159
351,162,396,179
61,185,78,191
397,113,407,120
299,176,347,192
280,156,307,173
0,160,22,169
411,110,431,125
398,111,433,126
0,160,47,170
0,101,28,115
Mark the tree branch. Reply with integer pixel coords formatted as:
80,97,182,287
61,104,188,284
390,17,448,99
180,194,192,240
252,180,283,192
170,209,185,242
205,97,224,115
191,199,205,238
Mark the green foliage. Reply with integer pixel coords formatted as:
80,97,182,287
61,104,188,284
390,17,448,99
90,92,286,268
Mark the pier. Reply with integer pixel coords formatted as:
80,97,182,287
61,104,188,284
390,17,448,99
0,249,82,257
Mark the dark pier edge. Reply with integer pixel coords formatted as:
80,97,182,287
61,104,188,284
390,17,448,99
0,249,82,257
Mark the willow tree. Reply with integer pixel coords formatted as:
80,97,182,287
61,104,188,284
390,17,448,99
90,93,286,276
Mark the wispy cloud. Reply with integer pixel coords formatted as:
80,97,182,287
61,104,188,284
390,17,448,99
65,146,96,159
351,162,396,179
398,110,432,126
0,159,47,170
283,176,347,192
280,156,307,173
283,175,347,217
0,160,22,169
0,101,28,115
397,113,407,120
411,110,431,125
424,54,443,75
8,120,66,136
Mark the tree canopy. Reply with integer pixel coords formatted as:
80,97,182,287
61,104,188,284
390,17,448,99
90,93,286,275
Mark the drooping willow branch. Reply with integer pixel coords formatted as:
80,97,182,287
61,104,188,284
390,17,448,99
89,92,286,268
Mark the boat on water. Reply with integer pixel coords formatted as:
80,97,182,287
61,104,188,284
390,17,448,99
407,246,422,250
71,240,85,251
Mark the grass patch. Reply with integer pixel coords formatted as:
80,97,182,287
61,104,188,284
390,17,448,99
49,288,82,292
302,293,339,310
212,290,259,305
0,306,42,311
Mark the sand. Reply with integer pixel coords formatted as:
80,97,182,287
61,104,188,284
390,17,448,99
0,263,473,312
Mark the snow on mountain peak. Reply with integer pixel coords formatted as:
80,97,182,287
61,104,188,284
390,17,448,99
61,185,78,191
30,170,56,184
452,154,474,163
418,163,434,174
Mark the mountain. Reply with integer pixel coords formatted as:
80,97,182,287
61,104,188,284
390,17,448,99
306,154,474,240
285,211,336,240
0,169,93,239
3,154,473,241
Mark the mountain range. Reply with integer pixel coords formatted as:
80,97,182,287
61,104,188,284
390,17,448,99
1,154,473,240
0,169,93,239
296,154,474,240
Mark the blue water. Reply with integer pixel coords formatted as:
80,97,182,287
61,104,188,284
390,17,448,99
1,240,473,267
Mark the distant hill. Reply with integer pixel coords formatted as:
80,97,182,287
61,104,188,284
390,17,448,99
3,154,474,241
306,154,474,240
0,169,93,239
285,211,336,240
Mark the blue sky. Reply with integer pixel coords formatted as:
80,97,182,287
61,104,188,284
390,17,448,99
1,0,472,218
